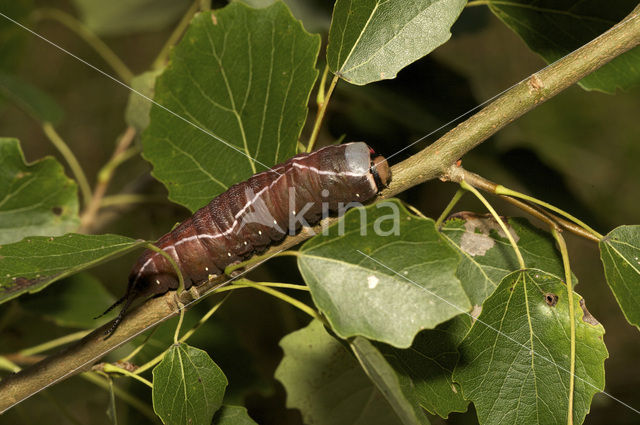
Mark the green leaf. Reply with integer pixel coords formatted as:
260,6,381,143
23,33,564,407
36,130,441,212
0,233,146,304
20,273,116,328
453,269,607,425
143,2,320,212
327,0,466,85
350,337,431,424
0,1,32,72
0,72,63,123
125,70,161,133
153,343,228,425
599,225,640,329
440,214,569,306
71,0,191,36
0,138,78,244
298,199,470,348
275,320,404,425
212,405,257,425
367,317,471,419
487,0,640,93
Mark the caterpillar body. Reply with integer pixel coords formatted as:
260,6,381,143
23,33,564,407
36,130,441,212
104,142,390,335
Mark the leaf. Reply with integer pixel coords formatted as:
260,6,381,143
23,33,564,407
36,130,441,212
0,233,146,304
365,317,471,419
0,1,32,72
327,0,466,85
20,272,116,328
440,214,569,306
275,320,404,425
153,343,228,425
143,2,320,212
0,72,63,123
0,138,78,244
212,405,257,425
487,0,640,93
71,0,191,36
453,269,607,425
350,337,431,424
599,225,640,329
125,70,161,133
128,308,266,404
298,199,470,348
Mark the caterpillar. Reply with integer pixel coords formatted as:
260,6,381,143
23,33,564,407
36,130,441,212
102,142,391,335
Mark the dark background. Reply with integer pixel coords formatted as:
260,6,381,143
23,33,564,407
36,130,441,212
1,1,638,424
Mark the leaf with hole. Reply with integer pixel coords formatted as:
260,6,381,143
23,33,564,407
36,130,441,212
0,138,78,245
327,0,466,85
152,342,228,425
599,225,640,329
275,320,405,425
0,233,146,304
143,2,320,212
453,269,607,425
298,199,470,348
440,214,571,306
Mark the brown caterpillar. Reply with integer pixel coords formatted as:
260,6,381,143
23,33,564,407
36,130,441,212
102,142,391,335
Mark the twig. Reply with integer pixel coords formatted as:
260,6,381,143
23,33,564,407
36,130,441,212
495,185,604,240
444,165,600,242
152,0,201,70
42,122,92,207
460,180,526,268
307,72,339,152
1,8,638,413
551,228,576,425
235,279,319,319
380,7,640,200
99,194,167,208
30,8,134,83
80,126,137,232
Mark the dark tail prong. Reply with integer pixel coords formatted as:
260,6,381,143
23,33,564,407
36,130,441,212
94,294,128,320
103,291,138,339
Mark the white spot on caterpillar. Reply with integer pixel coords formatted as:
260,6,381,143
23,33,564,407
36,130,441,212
244,241,248,245
273,220,277,224
258,230,262,235
355,193,360,198
367,275,379,289
227,252,232,257
155,279,160,285
205,267,209,271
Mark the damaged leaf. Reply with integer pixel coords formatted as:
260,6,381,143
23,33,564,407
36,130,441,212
440,214,571,306
0,138,79,244
0,233,146,304
454,269,607,424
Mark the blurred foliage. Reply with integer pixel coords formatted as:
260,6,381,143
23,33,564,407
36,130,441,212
0,0,639,424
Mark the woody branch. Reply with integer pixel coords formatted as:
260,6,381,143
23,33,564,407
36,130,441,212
0,6,638,413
